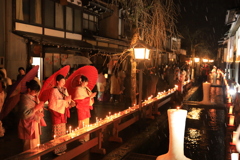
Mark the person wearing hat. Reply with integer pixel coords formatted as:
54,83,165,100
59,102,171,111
48,74,71,155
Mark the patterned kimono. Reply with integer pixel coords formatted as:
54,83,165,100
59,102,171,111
18,94,45,152
74,86,93,141
48,87,70,154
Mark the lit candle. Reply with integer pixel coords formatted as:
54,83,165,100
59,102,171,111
231,153,239,160
37,144,40,149
228,97,232,103
156,109,190,160
104,73,108,79
53,135,56,139
229,115,235,126
231,131,238,145
69,126,72,133
229,106,233,115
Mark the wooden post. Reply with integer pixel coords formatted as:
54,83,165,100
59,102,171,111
109,120,122,143
90,128,106,154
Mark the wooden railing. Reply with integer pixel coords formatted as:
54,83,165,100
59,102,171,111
7,81,192,160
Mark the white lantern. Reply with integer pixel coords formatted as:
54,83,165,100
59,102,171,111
194,58,200,62
132,40,152,60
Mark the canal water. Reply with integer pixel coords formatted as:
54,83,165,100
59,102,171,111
131,105,226,160
132,87,226,160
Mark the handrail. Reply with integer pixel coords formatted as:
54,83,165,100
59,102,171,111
6,81,192,160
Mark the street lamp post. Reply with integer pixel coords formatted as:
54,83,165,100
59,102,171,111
132,41,151,114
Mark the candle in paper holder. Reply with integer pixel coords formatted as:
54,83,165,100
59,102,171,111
231,131,238,145
156,108,191,160
229,106,234,115
235,125,240,152
231,153,239,160
229,115,235,126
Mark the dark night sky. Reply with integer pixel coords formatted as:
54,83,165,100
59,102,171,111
174,0,240,56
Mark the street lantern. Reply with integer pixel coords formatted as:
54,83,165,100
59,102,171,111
194,58,200,63
133,47,150,60
132,40,151,60
131,40,152,118
202,59,208,63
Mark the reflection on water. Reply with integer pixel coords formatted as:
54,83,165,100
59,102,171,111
208,109,218,130
187,108,203,120
185,107,226,160
185,128,201,147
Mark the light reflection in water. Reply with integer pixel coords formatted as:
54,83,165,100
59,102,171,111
187,108,203,120
185,128,201,149
208,109,218,130
184,107,225,160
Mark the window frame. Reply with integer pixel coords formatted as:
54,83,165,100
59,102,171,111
14,0,84,35
82,11,98,33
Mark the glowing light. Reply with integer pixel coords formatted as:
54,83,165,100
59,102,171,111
104,74,108,79
194,58,200,62
231,131,238,145
231,153,239,160
229,89,236,96
229,106,233,115
229,115,235,126
202,59,208,62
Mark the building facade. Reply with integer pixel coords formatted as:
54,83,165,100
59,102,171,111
0,0,130,82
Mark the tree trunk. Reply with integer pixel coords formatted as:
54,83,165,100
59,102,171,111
130,51,137,105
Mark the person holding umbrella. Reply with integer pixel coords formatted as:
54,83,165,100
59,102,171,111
48,74,71,155
73,75,96,142
18,80,45,153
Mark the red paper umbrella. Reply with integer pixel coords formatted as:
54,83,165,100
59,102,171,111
0,65,39,120
38,65,70,102
65,65,98,97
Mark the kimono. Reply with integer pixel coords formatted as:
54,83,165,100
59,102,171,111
18,94,45,151
48,87,70,154
0,90,5,137
74,86,93,141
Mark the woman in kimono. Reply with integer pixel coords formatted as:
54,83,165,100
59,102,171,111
18,80,45,151
73,75,96,142
48,74,71,155
0,78,5,137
